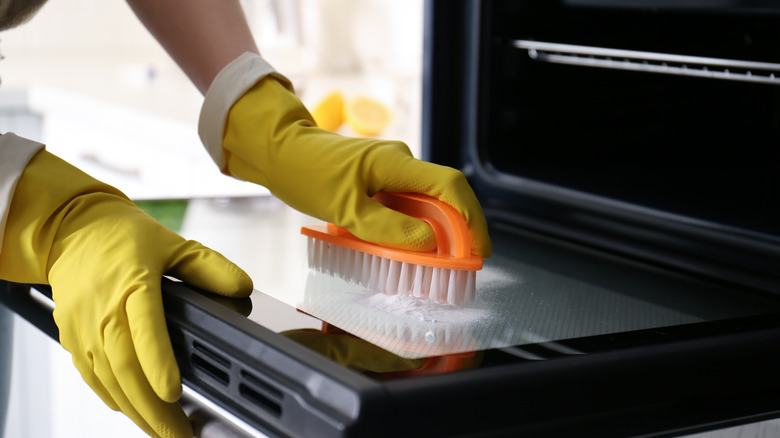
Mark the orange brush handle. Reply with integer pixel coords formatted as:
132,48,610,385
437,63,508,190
302,192,482,270
371,192,472,259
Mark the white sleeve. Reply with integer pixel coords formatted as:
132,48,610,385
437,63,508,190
197,52,293,171
0,133,45,253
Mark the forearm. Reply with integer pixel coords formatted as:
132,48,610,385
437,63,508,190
126,0,260,94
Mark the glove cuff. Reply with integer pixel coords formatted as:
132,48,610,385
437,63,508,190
198,52,294,171
0,133,45,254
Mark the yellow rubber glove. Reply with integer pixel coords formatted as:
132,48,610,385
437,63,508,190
221,77,492,258
0,150,253,438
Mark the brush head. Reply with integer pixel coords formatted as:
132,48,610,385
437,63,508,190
304,234,478,305
301,192,483,306
299,268,488,358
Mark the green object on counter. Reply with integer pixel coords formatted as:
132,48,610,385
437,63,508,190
134,200,189,233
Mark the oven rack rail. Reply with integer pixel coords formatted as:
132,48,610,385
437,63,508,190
514,40,780,85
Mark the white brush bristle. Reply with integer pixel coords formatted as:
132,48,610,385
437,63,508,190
307,237,477,306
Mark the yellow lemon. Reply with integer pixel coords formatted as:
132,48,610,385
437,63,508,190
310,91,344,132
345,95,390,137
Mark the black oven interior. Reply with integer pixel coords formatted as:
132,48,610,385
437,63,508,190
425,0,780,295
484,1,780,233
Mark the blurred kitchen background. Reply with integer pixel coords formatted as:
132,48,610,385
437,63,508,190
0,1,423,437
0,0,424,200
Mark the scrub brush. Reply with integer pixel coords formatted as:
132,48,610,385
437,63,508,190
301,192,483,306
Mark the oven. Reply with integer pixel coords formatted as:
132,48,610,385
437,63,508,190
425,0,780,294
4,1,780,437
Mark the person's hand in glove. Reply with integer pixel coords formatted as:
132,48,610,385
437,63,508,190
0,144,253,438
199,53,492,259
126,1,491,257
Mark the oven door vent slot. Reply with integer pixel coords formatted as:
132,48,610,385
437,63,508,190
515,40,780,85
190,341,232,386
238,384,283,418
191,353,230,386
238,370,284,418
